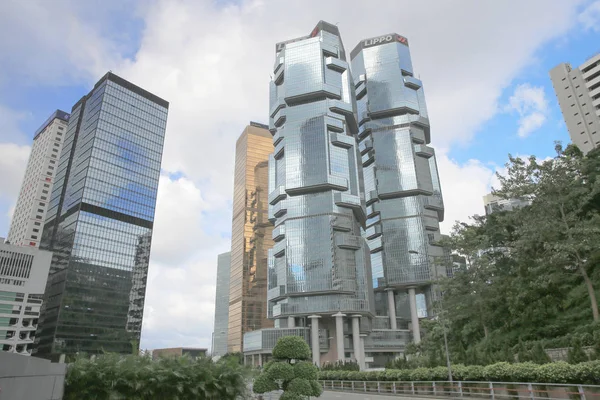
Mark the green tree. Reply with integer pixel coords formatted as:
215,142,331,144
568,337,589,364
496,144,600,322
531,342,551,364
253,336,322,399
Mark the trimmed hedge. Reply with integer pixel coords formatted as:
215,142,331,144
318,361,600,385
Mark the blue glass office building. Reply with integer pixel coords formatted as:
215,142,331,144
351,34,446,345
35,72,168,357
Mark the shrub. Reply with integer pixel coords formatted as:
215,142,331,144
272,336,311,360
253,336,321,398
568,338,589,364
531,342,551,364
321,360,359,371
65,353,248,400
317,361,600,385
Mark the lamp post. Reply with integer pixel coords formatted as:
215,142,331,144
408,249,453,382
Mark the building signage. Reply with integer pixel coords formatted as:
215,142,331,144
363,34,409,49
276,35,309,52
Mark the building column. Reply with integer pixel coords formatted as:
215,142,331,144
351,315,363,369
288,316,295,328
251,354,255,366
258,353,262,367
408,287,421,344
308,315,321,367
386,289,398,330
332,312,346,362
359,334,367,370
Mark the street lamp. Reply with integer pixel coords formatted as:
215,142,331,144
409,249,453,382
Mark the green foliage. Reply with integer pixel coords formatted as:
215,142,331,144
531,342,551,364
568,338,589,364
294,361,318,380
266,361,295,382
272,336,311,361
287,378,313,396
423,145,600,363
220,352,244,365
64,353,249,400
320,360,359,371
253,336,321,398
320,360,600,384
253,373,278,394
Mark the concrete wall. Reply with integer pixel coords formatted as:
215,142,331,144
0,352,66,400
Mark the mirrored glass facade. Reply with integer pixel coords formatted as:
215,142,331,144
213,251,230,357
350,35,446,321
227,123,275,353
267,21,374,322
35,72,168,358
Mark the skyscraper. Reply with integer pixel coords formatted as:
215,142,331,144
7,110,70,247
227,122,274,353
212,251,231,357
35,72,168,358
351,33,446,350
266,21,374,368
550,54,600,154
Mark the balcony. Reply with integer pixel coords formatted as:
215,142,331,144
273,240,286,258
335,234,361,250
269,186,287,205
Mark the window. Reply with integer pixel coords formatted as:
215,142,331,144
57,132,62,136
46,172,52,176
39,202,44,206
49,160,55,164
586,112,590,115
37,209,43,213
58,126,64,131
578,121,582,125
29,242,36,246
52,149,58,152
575,112,579,116
54,143,60,147
51,154,57,158
34,222,41,226
41,196,47,200
572,103,575,107
44,184,49,188
56,137,61,141
33,229,39,233
42,190,48,194
49,166,54,170
568,95,572,98
35,216,41,220
584,140,589,144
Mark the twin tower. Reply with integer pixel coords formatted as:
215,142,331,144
246,21,446,369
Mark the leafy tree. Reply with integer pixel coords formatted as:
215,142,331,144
568,337,589,364
531,342,551,364
496,144,600,322
253,336,322,399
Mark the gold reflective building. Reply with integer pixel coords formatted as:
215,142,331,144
227,122,274,353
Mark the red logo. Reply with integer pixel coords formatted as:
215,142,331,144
397,36,408,45
310,27,319,38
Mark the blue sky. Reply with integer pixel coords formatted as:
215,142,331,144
1,0,599,351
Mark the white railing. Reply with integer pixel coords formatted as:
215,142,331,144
320,380,600,400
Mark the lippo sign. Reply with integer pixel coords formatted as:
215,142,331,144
363,34,408,48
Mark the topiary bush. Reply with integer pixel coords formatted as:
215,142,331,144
253,336,322,398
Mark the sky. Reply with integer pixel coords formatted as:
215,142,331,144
1,0,600,352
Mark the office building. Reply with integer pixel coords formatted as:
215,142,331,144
0,242,52,355
35,72,168,358
550,54,600,154
483,192,531,215
227,122,275,353
7,111,70,247
152,347,207,360
350,33,447,362
212,251,230,357
265,21,374,369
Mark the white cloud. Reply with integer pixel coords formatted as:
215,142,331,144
579,0,600,31
0,0,589,350
505,83,549,138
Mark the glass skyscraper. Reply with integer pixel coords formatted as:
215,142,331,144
35,72,168,358
267,21,374,368
212,251,231,357
228,123,274,353
351,34,446,347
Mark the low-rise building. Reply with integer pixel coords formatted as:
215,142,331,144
152,347,207,360
0,242,52,355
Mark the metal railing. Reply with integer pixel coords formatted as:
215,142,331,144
320,380,600,400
